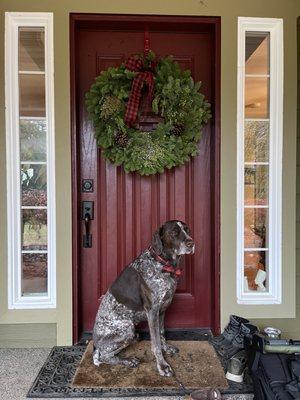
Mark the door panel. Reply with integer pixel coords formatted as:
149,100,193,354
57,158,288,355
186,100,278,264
72,15,220,338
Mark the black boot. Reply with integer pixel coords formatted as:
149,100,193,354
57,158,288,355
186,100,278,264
210,315,249,348
216,322,258,360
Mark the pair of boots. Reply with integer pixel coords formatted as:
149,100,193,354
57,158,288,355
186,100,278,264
210,315,258,360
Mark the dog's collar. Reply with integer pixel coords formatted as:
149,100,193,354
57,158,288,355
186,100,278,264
148,246,182,278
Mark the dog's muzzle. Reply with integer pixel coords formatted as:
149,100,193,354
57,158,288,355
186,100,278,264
185,239,195,254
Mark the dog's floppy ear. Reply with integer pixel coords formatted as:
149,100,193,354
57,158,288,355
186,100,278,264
151,227,163,254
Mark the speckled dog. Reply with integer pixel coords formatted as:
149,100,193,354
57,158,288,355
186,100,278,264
92,220,195,377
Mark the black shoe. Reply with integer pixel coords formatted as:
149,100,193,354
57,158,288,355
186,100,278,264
210,315,249,348
216,323,258,359
226,350,247,383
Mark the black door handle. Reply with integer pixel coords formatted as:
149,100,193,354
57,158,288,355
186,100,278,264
84,212,91,236
82,201,93,248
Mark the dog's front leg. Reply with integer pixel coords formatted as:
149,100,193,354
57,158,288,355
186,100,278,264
147,308,173,377
159,312,179,356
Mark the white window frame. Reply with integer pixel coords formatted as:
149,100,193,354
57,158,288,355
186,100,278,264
237,17,283,304
5,12,56,309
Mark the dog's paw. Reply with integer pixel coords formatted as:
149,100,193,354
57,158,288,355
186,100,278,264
93,350,101,367
157,361,173,377
163,343,179,356
123,357,140,368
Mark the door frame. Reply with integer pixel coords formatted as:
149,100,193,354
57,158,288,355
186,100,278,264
70,13,221,344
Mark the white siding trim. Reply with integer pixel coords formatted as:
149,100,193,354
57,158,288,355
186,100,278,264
5,12,56,309
236,17,283,305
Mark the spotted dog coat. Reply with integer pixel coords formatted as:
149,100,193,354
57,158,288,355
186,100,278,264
92,220,195,377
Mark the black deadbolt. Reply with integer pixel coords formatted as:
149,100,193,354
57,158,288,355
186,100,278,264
82,179,94,193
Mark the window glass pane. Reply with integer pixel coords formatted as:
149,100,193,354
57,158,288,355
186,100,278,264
22,209,47,250
244,250,268,292
19,27,45,71
22,253,47,296
19,74,45,117
245,32,269,75
244,208,268,248
244,165,269,205
244,121,269,162
20,119,46,161
245,77,269,119
21,164,47,206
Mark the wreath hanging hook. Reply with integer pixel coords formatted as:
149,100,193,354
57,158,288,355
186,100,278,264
144,25,150,57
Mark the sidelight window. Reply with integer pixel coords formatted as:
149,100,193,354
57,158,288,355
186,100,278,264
237,17,283,304
5,13,55,308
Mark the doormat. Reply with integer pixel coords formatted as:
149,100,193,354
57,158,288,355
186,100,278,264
72,340,228,391
27,343,253,398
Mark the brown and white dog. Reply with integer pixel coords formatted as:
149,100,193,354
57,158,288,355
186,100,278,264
92,220,195,376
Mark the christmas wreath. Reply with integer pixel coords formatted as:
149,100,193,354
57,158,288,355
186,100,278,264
85,51,211,175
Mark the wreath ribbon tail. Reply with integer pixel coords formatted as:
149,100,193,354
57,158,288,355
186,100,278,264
124,71,154,127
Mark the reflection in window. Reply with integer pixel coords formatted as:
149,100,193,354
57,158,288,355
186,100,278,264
245,32,269,75
20,120,47,161
244,121,269,162
21,164,47,206
22,209,47,251
245,77,269,118
19,26,48,296
243,32,270,293
22,253,47,295
19,74,46,117
19,27,45,71
237,18,283,304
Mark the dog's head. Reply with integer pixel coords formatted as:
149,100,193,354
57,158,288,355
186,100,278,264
151,220,195,257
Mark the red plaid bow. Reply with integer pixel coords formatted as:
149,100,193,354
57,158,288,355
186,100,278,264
148,246,182,279
124,56,155,127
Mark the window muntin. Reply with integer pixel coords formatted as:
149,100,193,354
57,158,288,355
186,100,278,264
237,18,283,304
5,13,55,308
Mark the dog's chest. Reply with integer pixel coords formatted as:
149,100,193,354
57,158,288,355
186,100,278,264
134,253,177,309
148,271,177,309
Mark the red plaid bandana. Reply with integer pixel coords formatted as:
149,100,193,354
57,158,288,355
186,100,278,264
124,56,154,127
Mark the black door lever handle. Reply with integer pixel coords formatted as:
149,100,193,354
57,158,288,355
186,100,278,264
84,213,91,236
82,201,93,248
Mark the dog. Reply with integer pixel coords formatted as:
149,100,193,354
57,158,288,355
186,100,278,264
92,220,195,377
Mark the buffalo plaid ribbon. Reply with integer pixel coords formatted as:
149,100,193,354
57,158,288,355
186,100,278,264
124,56,155,127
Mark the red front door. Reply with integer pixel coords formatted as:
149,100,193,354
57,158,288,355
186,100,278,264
71,15,220,342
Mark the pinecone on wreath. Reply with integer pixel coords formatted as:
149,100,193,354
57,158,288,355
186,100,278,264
170,123,185,136
114,131,129,148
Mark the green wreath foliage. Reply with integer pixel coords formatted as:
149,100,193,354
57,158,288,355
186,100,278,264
85,52,211,175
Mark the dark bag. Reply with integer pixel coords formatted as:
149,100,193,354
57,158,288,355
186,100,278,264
249,351,300,400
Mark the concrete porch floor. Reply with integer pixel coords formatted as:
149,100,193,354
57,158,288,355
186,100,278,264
0,347,253,400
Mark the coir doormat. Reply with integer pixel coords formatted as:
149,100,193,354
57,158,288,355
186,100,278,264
72,340,228,392
27,342,253,398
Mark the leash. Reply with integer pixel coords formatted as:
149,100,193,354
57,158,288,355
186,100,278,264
172,368,187,396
